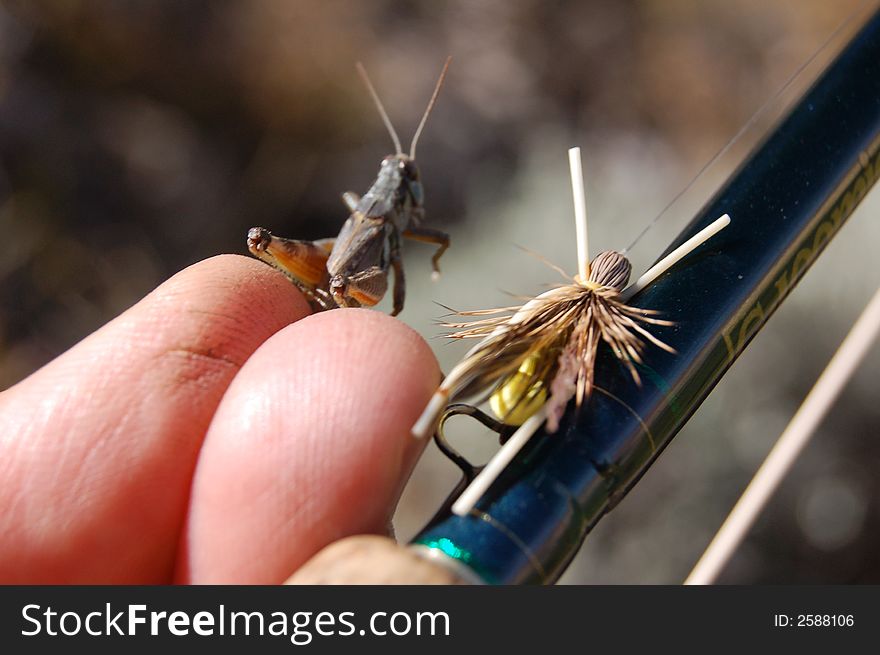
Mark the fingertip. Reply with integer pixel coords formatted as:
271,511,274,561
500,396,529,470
182,309,440,583
159,254,313,332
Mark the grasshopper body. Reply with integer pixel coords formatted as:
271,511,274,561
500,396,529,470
327,153,447,315
248,59,451,316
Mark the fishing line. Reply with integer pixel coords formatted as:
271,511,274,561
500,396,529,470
622,1,873,255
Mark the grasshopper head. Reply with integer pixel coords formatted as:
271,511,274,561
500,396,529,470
385,154,423,208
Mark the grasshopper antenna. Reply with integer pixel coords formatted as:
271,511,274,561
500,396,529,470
409,56,452,159
356,62,403,155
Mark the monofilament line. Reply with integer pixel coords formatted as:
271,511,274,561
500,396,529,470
685,283,880,585
622,0,868,255
619,214,730,302
568,147,590,281
622,2,867,255
452,407,547,516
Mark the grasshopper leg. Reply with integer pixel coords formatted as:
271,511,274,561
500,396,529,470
390,239,406,317
246,227,337,310
330,266,388,310
402,226,450,280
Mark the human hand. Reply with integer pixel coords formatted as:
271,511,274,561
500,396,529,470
0,255,439,583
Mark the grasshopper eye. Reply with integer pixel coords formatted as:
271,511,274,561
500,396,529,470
400,159,419,178
409,180,424,205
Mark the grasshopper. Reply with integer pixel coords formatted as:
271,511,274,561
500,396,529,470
248,58,451,316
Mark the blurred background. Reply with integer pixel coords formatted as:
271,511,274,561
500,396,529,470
1,0,878,583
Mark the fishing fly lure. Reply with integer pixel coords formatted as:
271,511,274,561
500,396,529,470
432,250,674,434
248,58,452,315
411,148,730,515
413,162,729,441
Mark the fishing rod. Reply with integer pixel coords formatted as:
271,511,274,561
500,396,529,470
409,6,880,584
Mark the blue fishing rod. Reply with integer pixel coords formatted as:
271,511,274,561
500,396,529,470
411,7,880,584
